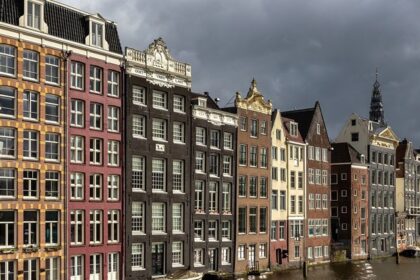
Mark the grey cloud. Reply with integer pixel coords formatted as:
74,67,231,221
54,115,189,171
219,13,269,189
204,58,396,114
63,0,420,144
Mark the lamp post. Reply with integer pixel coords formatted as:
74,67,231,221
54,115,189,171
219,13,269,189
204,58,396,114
295,234,308,278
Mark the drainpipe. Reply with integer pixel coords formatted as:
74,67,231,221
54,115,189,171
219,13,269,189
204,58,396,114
61,49,72,280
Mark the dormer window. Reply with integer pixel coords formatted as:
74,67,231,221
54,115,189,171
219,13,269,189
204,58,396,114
290,122,298,137
198,98,207,107
91,21,104,48
27,1,41,30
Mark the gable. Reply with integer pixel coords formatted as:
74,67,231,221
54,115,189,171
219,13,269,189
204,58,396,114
378,127,399,143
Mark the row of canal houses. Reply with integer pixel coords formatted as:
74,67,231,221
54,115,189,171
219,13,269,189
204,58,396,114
0,0,419,279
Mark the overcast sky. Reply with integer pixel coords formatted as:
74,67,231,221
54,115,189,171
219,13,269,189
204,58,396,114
63,0,420,144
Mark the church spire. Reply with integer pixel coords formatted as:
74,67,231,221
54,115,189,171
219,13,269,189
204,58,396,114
369,69,386,126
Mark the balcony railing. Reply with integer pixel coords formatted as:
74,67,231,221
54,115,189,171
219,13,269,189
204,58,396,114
409,206,420,216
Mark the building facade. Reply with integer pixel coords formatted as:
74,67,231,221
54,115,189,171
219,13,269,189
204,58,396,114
396,139,419,250
191,93,237,274
283,102,331,264
331,143,369,260
270,110,289,268
124,38,192,279
336,78,399,258
229,80,272,274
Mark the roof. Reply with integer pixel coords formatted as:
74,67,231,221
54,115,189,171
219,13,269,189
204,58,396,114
0,0,122,54
331,142,364,164
191,92,220,110
282,116,305,144
281,106,316,139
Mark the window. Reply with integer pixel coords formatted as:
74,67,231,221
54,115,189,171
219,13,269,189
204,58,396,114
279,222,285,239
223,156,232,176
224,132,233,149
341,206,347,214
194,220,204,241
70,62,84,90
45,211,59,246
70,210,84,245
23,91,39,120
249,208,257,233
341,173,347,180
23,259,38,280
259,244,267,258
195,151,205,172
107,106,119,132
239,176,247,197
222,247,231,265
45,133,60,161
152,203,165,233
276,129,281,140
322,148,328,162
23,170,38,199
133,86,146,105
172,242,183,267
26,1,41,29
271,221,277,240
23,50,39,80
221,220,231,240
45,56,60,84
152,90,167,109
70,256,84,280
290,122,298,136
0,169,15,198
173,160,184,192
209,182,218,212
291,171,296,188
238,208,246,233
46,257,59,280
351,133,359,142
152,158,166,191
210,130,220,148
172,204,183,233
261,120,267,134
291,196,296,213
240,117,247,131
315,147,321,161
152,118,167,141
45,94,60,123
239,144,247,165
261,148,268,168
250,146,257,166
91,21,104,47
132,202,145,234
23,211,38,247
194,181,204,212
272,167,278,180
280,168,286,181
89,138,102,165
331,174,338,184
260,208,267,232
0,87,16,117
107,175,119,200
260,177,267,197
71,100,84,127
322,170,328,185
208,221,218,241
272,146,278,160
90,254,102,280
298,172,303,188
322,194,328,209
45,171,59,199
249,176,257,197
331,207,338,217
0,211,15,248
308,146,314,160
173,95,185,112
89,210,102,244
194,249,204,266
251,119,258,137
309,194,315,209
315,194,321,209
133,115,146,138
280,191,286,210
89,174,102,201
107,71,119,97
70,173,84,200
107,140,119,166
209,154,219,176
108,253,119,280
108,210,119,243
298,196,303,213
173,122,185,143
0,128,15,158
196,127,206,145
316,123,321,134
132,243,144,270
0,45,16,76
90,66,102,93
238,245,245,260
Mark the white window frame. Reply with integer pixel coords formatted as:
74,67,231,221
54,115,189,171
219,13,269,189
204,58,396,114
89,254,102,280
71,100,84,127
107,210,119,243
152,158,166,191
152,90,167,110
173,122,185,144
107,71,119,97
45,94,60,124
132,202,145,234
107,175,119,201
71,255,84,280
173,95,185,113
107,140,119,167
132,86,146,106
196,127,206,145
107,106,119,132
172,242,184,267
172,160,184,192
152,118,167,141
89,138,102,165
23,90,39,121
45,55,60,85
0,128,16,159
70,210,84,245
89,65,102,94
131,243,144,270
132,115,146,139
70,62,84,90
89,102,103,130
0,45,16,77
89,210,102,245
89,174,102,201
70,173,84,200
132,156,145,191
91,21,104,48
23,170,38,199
152,203,166,233
23,50,39,81
45,133,60,162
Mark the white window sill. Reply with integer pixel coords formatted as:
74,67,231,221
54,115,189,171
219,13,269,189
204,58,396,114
174,141,186,145
194,264,205,268
152,232,167,235
132,232,147,236
153,139,168,143
172,264,184,268
131,267,146,271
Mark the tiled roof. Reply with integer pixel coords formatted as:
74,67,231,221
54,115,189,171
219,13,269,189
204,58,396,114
331,142,363,164
282,116,305,144
281,107,316,139
0,0,122,54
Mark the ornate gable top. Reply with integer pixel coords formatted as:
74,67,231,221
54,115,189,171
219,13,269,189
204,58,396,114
235,79,272,115
145,37,173,60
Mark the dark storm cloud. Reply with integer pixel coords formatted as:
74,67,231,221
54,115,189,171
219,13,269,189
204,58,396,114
64,0,420,144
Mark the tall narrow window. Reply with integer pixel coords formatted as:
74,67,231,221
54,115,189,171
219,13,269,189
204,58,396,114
23,211,38,247
210,130,220,149
0,211,15,248
90,66,102,94
23,91,39,121
45,56,60,85
196,127,206,145
222,183,231,212
209,182,218,213
132,156,145,191
45,94,60,123
173,160,184,192
152,158,166,191
70,136,84,163
45,171,59,199
172,242,183,266
90,254,102,280
107,106,119,132
70,62,84,90
70,173,84,200
133,115,146,138
0,87,16,117
0,128,15,158
239,144,247,165
194,181,204,212
89,103,103,130
89,174,102,201
107,253,119,280
132,202,145,234
223,156,232,176
195,151,205,172
249,208,257,233
46,257,59,280
45,211,59,247
173,122,185,143
251,119,258,137
223,132,233,150
108,71,119,97
0,45,16,76
173,95,185,112
209,154,219,176
23,259,38,280
89,210,102,244
152,203,165,233
89,138,102,165
71,100,84,127
132,86,146,105
27,1,41,29
23,50,39,80
172,203,183,233
131,244,144,270
71,255,84,279
152,90,167,109
107,210,119,243
45,133,60,161
0,168,15,198
91,22,104,47
107,140,119,166
107,175,119,201
152,118,167,141
250,146,257,166
23,170,38,199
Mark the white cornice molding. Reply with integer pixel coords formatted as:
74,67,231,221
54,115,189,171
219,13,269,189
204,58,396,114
192,106,238,127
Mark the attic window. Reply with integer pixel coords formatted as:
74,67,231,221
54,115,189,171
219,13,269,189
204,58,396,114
361,154,365,164
316,123,321,134
91,21,104,48
198,98,207,107
290,122,298,137
27,1,42,30
351,119,356,126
